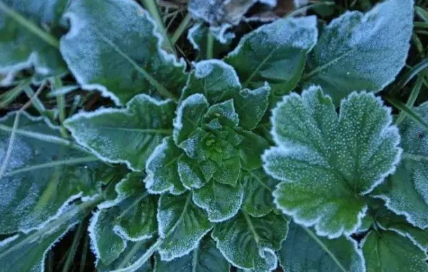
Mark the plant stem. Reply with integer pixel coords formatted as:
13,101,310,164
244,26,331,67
206,31,214,59
171,13,192,44
116,240,146,269
243,211,260,244
79,235,89,272
141,0,175,54
111,238,163,272
52,77,69,138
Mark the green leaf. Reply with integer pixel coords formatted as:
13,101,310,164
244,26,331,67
178,128,209,161
112,173,157,241
212,212,288,271
181,60,241,104
362,230,428,272
279,222,365,272
192,180,244,222
225,16,318,95
374,204,428,250
96,240,153,272
0,0,67,83
145,137,186,195
60,0,186,105
177,156,207,189
90,172,157,266
238,131,269,171
0,112,102,234
0,220,76,272
90,209,127,266
204,99,239,128
264,86,401,237
0,196,100,272
304,0,413,104
213,156,241,186
154,238,230,272
233,85,270,130
180,60,270,129
372,103,428,228
241,169,276,217
157,192,213,261
173,93,209,147
65,94,175,171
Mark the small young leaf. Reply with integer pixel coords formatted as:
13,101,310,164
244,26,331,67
264,86,401,238
113,173,157,241
212,212,288,271
304,0,414,104
225,16,318,95
174,93,209,146
181,60,241,104
372,103,428,228
89,209,127,266
192,180,244,222
241,169,276,217
0,0,67,83
279,222,365,272
204,99,240,128
90,172,157,269
60,0,186,104
145,137,186,195
181,60,270,129
177,156,207,189
65,94,175,172
375,207,428,250
233,85,270,130
213,156,241,186
157,192,213,261
362,230,428,272
154,238,230,272
0,112,102,234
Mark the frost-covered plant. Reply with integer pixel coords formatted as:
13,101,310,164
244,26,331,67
0,0,426,271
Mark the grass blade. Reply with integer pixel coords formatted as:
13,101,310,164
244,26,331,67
384,96,428,132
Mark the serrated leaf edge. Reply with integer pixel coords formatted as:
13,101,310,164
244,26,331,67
265,87,401,238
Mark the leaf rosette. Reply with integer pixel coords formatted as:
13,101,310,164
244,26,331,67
145,60,272,222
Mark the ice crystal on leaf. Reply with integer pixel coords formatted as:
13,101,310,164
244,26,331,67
263,86,401,238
